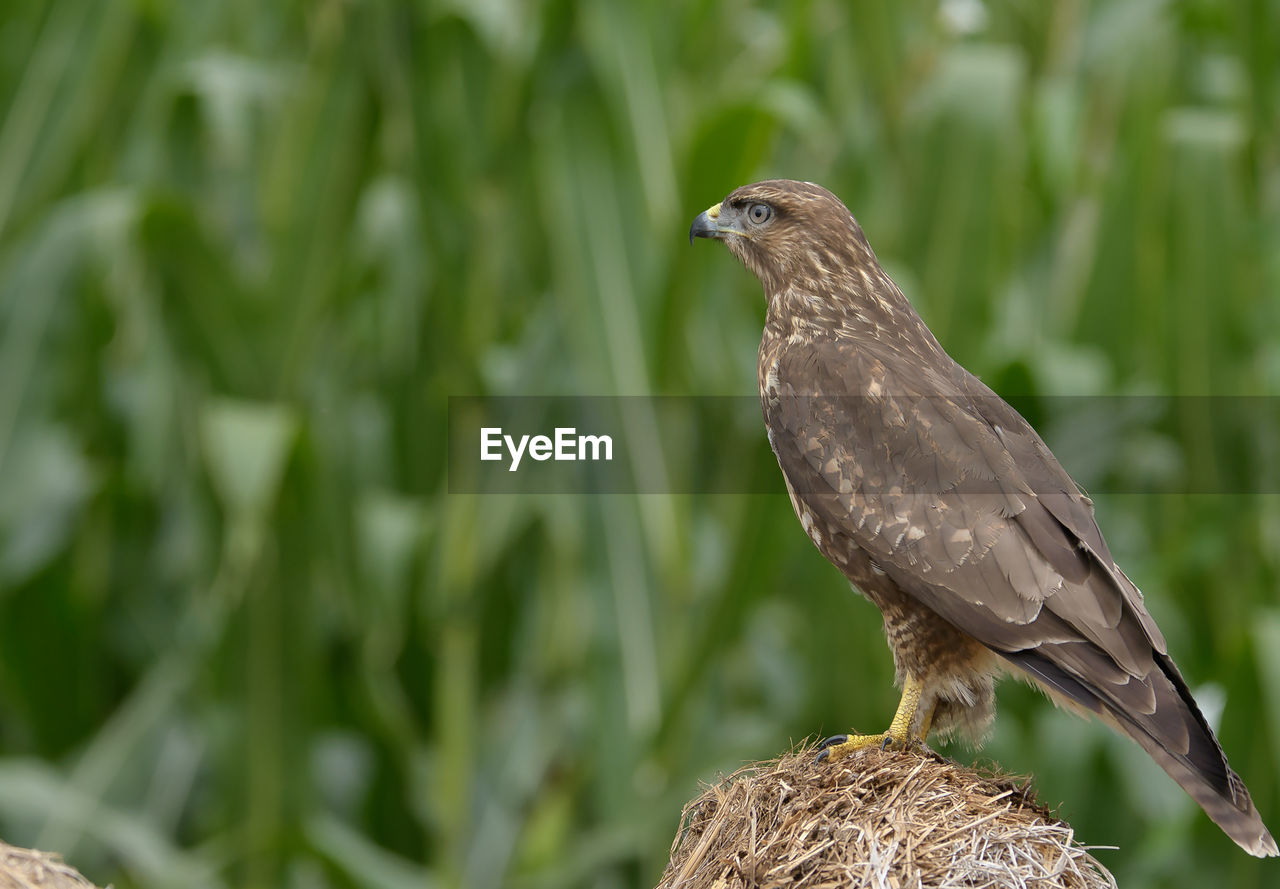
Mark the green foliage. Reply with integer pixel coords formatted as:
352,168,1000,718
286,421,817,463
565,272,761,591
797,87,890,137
0,1,1278,887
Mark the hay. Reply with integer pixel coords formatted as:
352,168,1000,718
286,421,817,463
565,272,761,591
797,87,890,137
0,841,101,889
657,742,1116,889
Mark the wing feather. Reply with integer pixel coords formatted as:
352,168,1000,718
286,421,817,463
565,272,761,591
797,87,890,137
765,340,1154,658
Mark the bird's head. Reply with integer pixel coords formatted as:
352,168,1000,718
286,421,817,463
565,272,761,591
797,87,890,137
689,179,877,298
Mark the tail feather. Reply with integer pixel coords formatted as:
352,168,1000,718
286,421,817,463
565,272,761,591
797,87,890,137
1110,693,1276,856
1001,648,1277,857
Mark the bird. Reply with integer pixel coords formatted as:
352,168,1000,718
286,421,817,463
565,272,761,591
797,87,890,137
689,179,1276,856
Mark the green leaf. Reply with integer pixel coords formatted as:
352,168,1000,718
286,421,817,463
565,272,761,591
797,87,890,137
198,398,297,521
0,423,94,585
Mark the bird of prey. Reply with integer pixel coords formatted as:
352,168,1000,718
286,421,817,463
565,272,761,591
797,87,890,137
690,179,1276,856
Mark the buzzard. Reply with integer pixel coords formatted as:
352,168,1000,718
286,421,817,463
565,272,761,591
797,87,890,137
690,179,1276,856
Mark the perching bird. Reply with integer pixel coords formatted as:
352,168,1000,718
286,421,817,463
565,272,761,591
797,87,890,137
690,179,1276,856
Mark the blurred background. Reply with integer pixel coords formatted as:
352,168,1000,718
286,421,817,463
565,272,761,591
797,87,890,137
0,0,1278,887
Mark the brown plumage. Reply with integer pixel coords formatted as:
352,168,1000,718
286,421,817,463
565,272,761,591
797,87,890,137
690,179,1276,856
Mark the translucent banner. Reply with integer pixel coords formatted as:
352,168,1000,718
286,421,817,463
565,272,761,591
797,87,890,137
447,395,1280,495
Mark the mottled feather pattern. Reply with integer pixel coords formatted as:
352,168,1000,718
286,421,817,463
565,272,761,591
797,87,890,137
697,179,1275,855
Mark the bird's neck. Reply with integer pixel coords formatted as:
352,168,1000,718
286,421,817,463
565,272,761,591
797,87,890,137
763,286,844,340
763,278,952,372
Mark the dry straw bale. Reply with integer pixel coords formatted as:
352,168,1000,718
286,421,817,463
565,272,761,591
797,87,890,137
657,742,1116,889
0,841,100,889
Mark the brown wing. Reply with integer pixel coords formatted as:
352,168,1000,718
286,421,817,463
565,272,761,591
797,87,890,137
764,338,1276,856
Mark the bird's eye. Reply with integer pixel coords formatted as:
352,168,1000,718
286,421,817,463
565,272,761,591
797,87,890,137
747,203,773,225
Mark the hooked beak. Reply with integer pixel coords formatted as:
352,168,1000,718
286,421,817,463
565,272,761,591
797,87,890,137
688,201,746,245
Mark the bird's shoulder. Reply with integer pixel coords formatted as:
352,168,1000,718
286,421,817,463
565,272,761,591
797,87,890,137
760,334,1017,492
761,334,1084,524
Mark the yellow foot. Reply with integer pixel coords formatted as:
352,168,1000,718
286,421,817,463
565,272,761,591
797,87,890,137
815,730,910,762
815,674,933,763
